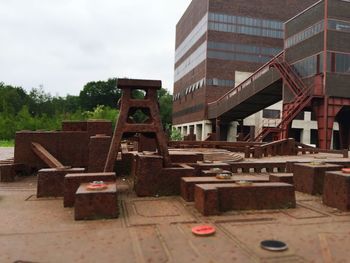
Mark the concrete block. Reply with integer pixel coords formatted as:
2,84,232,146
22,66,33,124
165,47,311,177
269,173,294,184
88,135,111,172
0,164,16,182
323,171,350,211
293,163,342,195
37,168,85,197
64,172,116,207
74,182,118,220
194,182,296,216
181,175,269,202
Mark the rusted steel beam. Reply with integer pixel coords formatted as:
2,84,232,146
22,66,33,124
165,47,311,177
31,142,65,168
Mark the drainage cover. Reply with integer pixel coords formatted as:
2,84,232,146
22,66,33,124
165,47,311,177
260,240,288,251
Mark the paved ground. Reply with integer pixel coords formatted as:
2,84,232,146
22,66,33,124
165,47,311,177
1,148,350,262
0,147,14,161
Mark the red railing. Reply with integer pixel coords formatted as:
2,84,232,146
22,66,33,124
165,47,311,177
253,82,313,142
207,50,316,143
207,51,284,119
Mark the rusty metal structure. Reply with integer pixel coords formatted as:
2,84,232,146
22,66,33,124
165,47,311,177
207,0,350,149
104,78,171,172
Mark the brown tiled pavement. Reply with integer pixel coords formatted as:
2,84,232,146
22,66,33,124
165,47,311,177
1,175,350,263
1,148,350,262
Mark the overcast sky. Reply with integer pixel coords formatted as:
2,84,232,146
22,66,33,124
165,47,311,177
0,0,190,96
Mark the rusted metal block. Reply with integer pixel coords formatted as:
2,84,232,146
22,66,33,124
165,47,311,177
133,154,195,196
323,171,350,211
189,162,231,176
74,182,118,220
194,182,296,216
15,131,89,169
158,164,196,196
293,163,342,195
0,164,16,182
88,135,111,172
169,151,204,163
62,120,112,137
132,154,163,196
285,161,305,173
64,172,116,207
181,175,270,202
138,134,157,152
37,168,85,197
269,173,294,184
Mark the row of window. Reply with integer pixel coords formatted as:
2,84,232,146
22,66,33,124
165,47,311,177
285,20,324,49
175,14,208,63
208,22,283,39
175,41,279,83
173,77,235,101
206,78,235,87
285,19,350,49
328,19,350,33
173,78,206,101
291,51,350,78
208,41,281,57
291,53,323,78
262,109,281,119
208,50,272,64
208,12,283,30
174,41,207,82
328,52,350,74
175,12,285,65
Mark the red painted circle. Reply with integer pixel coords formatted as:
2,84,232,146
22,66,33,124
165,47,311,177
192,225,216,236
342,168,350,174
86,183,108,190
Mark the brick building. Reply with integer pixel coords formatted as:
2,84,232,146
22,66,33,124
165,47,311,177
172,0,318,141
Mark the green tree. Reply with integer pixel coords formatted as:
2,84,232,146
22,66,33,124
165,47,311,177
79,78,121,110
0,83,29,114
158,88,173,130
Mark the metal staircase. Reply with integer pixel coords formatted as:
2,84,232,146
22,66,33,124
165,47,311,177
208,51,315,143
251,55,313,142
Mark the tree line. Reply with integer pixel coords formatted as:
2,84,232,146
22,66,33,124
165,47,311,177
0,78,173,140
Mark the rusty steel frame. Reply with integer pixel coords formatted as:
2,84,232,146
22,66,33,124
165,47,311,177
104,78,171,172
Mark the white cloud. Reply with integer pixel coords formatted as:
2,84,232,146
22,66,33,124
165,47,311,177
0,0,190,95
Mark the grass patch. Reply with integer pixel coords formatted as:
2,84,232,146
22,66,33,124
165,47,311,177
0,140,14,147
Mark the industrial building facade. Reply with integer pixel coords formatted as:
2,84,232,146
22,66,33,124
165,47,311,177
172,0,319,143
283,0,350,148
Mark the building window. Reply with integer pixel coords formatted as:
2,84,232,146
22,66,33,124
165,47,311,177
328,19,350,33
174,41,207,82
206,78,235,87
175,13,208,63
208,50,271,64
328,52,350,74
207,41,281,57
310,129,318,146
208,12,283,39
285,20,324,49
263,109,280,119
291,53,323,78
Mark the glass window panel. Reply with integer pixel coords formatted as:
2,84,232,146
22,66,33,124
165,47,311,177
335,53,350,73
329,19,350,33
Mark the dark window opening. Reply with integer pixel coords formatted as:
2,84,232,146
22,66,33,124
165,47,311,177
263,109,280,119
